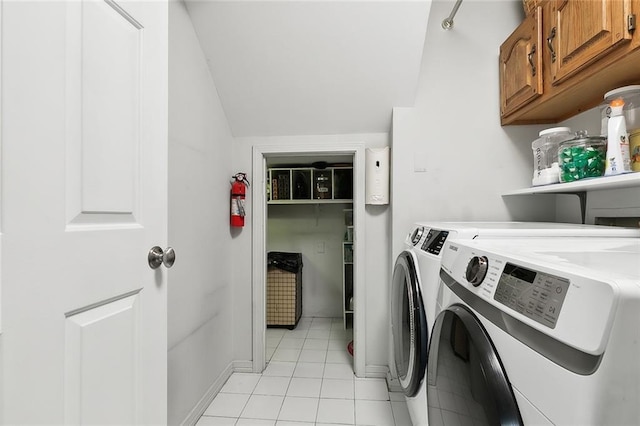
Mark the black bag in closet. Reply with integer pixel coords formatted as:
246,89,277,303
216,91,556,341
267,252,303,274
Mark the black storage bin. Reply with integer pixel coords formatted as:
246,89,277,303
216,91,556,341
267,252,303,329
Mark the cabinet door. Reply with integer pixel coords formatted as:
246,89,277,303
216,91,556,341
550,0,632,86
499,7,543,118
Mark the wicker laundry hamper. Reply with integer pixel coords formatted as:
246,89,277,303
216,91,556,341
266,252,303,329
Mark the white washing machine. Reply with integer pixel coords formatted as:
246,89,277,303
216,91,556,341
429,236,640,425
390,222,640,426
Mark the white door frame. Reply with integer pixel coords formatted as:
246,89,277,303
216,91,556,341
251,143,366,377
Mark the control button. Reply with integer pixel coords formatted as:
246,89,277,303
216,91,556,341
421,230,433,250
465,256,488,287
411,227,424,245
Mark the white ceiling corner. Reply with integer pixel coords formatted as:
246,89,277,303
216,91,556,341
184,0,431,137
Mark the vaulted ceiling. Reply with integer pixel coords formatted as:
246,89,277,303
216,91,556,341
184,0,432,137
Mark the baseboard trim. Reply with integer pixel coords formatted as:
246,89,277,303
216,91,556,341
365,364,389,379
232,360,254,373
386,371,402,393
180,362,234,426
179,360,257,425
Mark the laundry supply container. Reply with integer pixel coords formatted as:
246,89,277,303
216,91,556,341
630,130,640,172
267,252,303,329
600,85,640,135
531,127,572,186
558,133,606,182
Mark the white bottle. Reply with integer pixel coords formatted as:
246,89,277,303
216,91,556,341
605,97,632,176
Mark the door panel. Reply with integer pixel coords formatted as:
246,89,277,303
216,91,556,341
81,1,140,214
552,0,632,85
1,1,168,424
499,6,543,118
64,291,140,424
66,0,142,224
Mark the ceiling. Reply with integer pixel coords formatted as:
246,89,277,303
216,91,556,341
184,0,432,137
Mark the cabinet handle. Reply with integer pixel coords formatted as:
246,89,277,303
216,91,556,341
527,44,537,76
547,27,557,63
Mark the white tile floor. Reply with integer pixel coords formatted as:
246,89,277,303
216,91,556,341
197,317,411,426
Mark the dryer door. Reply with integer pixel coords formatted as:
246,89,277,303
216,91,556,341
427,305,523,425
391,251,428,397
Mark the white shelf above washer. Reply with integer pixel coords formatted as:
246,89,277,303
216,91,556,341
502,173,640,196
502,172,640,224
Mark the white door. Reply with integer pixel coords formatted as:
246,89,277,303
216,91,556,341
1,0,168,424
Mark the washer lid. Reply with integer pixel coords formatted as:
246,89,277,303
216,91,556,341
461,237,640,279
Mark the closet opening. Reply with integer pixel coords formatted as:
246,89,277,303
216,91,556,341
251,143,366,377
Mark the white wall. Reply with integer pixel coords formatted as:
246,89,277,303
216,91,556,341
232,134,392,369
168,2,235,423
391,0,561,259
268,204,350,318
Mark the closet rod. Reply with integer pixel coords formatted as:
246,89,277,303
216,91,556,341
442,0,463,30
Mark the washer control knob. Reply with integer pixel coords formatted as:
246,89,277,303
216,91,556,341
466,256,488,286
410,226,424,245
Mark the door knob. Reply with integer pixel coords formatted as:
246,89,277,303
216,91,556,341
148,246,176,269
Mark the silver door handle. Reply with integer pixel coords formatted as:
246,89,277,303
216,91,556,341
148,246,176,269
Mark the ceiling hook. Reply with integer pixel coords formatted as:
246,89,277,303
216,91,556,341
442,0,463,30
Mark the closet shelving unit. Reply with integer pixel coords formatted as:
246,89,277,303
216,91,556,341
267,166,353,204
342,208,354,329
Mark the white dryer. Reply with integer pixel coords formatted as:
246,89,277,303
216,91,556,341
390,222,640,426
429,237,640,425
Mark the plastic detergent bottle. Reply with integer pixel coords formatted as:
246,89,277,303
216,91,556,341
605,98,632,176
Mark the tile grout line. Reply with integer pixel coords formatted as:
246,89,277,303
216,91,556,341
251,317,357,424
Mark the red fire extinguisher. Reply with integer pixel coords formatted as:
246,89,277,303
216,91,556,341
230,172,250,227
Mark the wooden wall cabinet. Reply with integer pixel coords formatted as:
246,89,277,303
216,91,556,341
551,0,633,85
500,0,640,125
500,6,543,118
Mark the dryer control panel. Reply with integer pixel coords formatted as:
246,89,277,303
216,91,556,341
441,238,619,358
421,229,449,255
494,263,570,329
